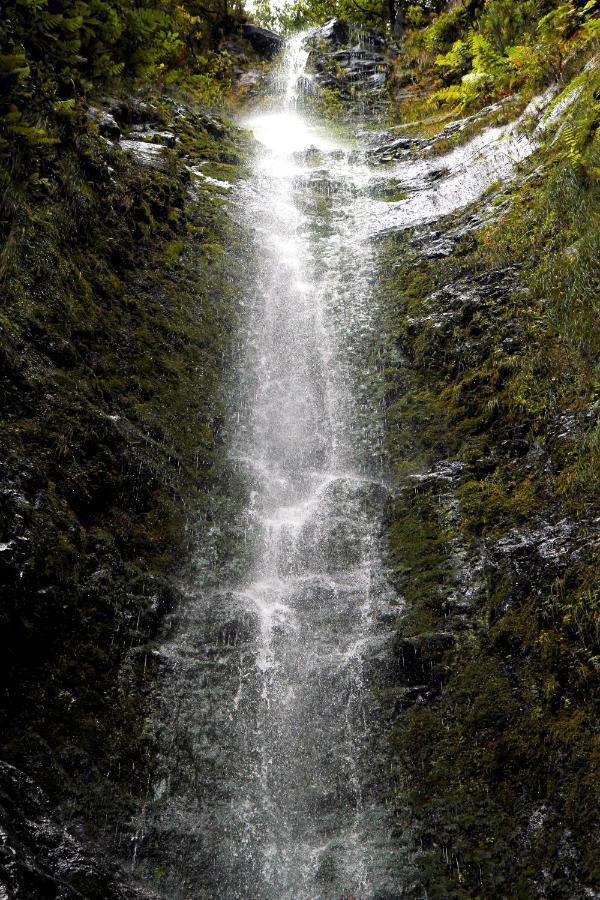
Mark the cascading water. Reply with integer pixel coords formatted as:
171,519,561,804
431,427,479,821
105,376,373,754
130,29,563,900
222,33,405,897
130,33,409,900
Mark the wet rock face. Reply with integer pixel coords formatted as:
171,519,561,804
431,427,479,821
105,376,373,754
393,632,456,686
126,127,177,148
86,107,121,139
487,516,592,624
375,125,600,893
241,24,284,59
0,762,142,899
307,17,350,47
119,139,170,169
366,98,516,163
304,18,390,106
86,97,185,170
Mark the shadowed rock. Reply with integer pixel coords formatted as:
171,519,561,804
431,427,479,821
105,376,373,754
0,761,145,899
241,24,284,59
308,18,350,47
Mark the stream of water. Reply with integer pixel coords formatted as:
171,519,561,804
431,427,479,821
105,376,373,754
221,34,403,897
131,30,562,900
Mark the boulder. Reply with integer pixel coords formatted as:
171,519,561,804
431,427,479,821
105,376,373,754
304,20,389,104
86,107,120,139
308,17,350,47
238,70,263,87
241,24,284,59
119,140,169,170
127,128,177,148
107,98,154,125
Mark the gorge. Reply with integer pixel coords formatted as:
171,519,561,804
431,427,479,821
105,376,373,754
1,3,599,898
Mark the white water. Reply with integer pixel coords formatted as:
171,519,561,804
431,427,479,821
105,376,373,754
226,33,403,896
132,31,563,900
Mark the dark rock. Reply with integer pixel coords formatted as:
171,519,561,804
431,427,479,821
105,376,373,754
308,18,350,47
367,134,427,162
303,19,389,105
241,24,284,59
353,27,387,50
485,517,596,622
585,400,600,422
331,48,385,70
238,69,262,88
0,761,144,899
426,167,450,182
199,113,225,138
366,72,387,92
394,685,435,710
86,107,120,139
106,98,154,125
493,518,581,567
219,40,247,59
394,633,456,685
405,460,466,489
410,229,456,259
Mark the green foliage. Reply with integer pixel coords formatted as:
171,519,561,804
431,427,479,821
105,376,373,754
435,37,472,76
268,0,448,33
0,0,246,206
0,52,35,160
471,31,511,76
423,2,470,51
478,0,529,51
405,4,425,28
398,0,600,114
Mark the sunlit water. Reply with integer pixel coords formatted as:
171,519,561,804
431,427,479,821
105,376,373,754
222,34,403,897
130,30,562,900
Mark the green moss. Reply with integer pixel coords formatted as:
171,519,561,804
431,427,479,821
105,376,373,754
458,476,538,536
0,92,250,834
378,63,600,897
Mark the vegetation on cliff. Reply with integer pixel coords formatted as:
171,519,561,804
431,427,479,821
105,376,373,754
393,0,600,116
369,8,600,897
379,135,600,895
2,0,599,896
1,0,256,222
0,89,248,820
1,3,255,890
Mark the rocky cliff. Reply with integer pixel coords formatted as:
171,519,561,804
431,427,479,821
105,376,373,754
0,89,250,896
1,7,599,899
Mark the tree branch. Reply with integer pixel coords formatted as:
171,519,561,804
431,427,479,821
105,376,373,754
348,0,387,21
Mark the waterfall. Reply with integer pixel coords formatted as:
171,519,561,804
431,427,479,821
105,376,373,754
224,32,404,898
130,30,557,900
130,32,409,900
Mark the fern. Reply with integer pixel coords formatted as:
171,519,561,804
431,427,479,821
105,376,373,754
563,122,585,166
562,105,600,170
470,34,511,79
436,38,472,76
582,17,600,40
